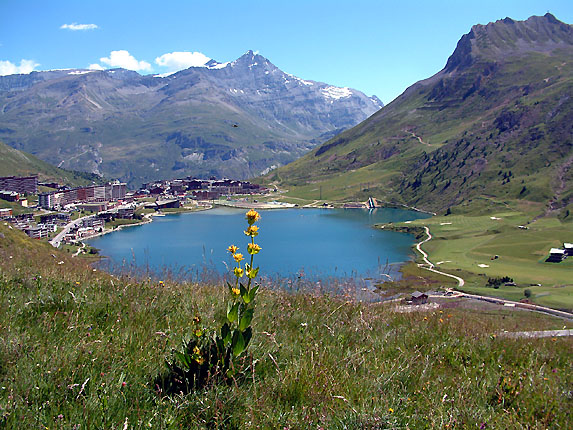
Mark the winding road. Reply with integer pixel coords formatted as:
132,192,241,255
416,226,573,321
416,226,465,287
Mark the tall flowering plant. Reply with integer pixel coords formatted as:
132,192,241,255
156,209,263,393
218,209,261,367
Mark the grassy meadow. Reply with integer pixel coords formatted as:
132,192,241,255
1,219,572,429
389,208,573,310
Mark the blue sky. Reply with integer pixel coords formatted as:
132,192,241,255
1,0,572,104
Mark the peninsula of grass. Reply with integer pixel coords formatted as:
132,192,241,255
0,221,571,429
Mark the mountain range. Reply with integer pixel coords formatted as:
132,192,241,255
0,51,382,188
269,13,573,215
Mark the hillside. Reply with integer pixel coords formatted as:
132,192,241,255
267,14,573,216
0,219,571,428
0,51,381,188
0,140,103,186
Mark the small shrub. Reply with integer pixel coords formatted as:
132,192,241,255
487,276,513,288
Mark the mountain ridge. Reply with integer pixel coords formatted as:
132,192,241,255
266,14,573,216
0,51,382,187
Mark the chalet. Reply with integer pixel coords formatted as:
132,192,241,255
564,243,573,257
0,190,20,202
0,208,13,218
410,291,428,305
547,248,566,263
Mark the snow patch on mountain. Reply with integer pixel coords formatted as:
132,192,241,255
321,86,352,100
68,70,96,75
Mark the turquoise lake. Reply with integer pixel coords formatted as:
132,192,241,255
88,207,431,282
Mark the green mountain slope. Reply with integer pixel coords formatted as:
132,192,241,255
0,140,103,186
267,14,573,216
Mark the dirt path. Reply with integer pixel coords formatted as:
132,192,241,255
405,130,432,147
416,226,465,287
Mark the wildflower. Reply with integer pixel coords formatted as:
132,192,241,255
121,381,127,387
246,209,261,225
247,243,262,255
234,267,244,278
388,408,394,413
195,355,205,365
192,316,201,324
244,225,259,237
233,253,244,263
193,328,203,337
193,346,201,355
159,280,164,285
246,268,259,279
75,281,80,285
232,287,240,296
439,318,444,323
227,245,238,254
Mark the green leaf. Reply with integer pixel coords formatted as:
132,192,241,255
243,327,253,349
227,302,239,323
231,330,245,356
221,322,231,345
240,284,249,303
248,284,259,303
238,307,254,331
248,266,259,279
174,351,190,370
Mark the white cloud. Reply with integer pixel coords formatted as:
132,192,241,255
0,59,40,76
60,23,99,31
99,50,151,72
155,51,211,73
88,63,105,71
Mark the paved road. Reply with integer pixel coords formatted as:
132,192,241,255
498,329,573,338
49,215,93,248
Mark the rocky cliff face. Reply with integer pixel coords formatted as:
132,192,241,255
0,51,382,187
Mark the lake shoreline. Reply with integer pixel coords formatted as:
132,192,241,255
87,206,431,286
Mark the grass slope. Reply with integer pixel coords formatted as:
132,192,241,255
264,25,573,217
0,140,103,186
0,222,571,428
392,208,573,310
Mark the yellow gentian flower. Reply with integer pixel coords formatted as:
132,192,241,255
233,253,244,263
245,209,261,225
227,245,238,254
247,243,262,255
244,225,259,237
234,267,244,278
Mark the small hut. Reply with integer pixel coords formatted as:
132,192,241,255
547,248,566,263
410,291,428,305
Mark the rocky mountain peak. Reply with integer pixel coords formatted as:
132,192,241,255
444,13,573,73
